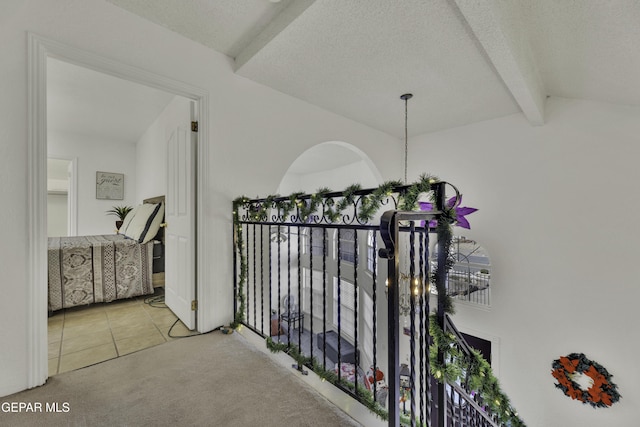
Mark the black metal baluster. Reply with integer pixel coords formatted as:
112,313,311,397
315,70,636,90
260,224,264,336
434,182,447,427
418,229,425,426
425,229,434,426
269,225,273,338
382,211,400,427
371,231,378,404
309,227,314,361
378,210,400,426
409,223,416,427
277,226,281,343
297,225,302,364
232,215,238,317
253,224,257,330
353,229,359,393
245,224,250,326
287,226,291,347
322,228,327,370
337,228,342,379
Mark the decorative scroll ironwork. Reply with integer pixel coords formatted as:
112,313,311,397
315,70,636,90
233,174,447,227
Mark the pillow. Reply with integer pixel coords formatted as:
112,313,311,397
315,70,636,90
122,203,164,243
121,203,154,241
119,205,140,235
140,202,164,244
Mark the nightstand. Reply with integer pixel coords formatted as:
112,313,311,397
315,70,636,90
152,240,165,287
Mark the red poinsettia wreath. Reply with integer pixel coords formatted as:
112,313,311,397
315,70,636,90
551,353,621,408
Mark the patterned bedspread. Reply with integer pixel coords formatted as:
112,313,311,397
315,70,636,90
48,235,155,311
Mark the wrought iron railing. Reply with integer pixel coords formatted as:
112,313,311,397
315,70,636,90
232,179,524,427
442,315,501,426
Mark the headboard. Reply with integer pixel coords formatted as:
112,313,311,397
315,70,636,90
143,195,165,205
143,195,165,244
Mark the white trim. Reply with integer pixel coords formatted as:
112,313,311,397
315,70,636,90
27,31,49,389
46,156,77,236
27,33,211,388
68,157,78,236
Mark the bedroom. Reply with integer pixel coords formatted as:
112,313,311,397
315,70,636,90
45,57,195,374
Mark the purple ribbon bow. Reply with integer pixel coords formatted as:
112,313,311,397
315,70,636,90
418,196,477,229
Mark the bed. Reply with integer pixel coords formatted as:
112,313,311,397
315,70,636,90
48,196,165,312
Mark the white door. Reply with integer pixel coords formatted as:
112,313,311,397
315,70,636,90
67,159,77,236
165,101,197,330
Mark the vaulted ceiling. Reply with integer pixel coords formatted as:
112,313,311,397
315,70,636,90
103,0,640,138
47,57,176,143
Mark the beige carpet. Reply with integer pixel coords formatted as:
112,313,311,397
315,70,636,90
1,331,362,427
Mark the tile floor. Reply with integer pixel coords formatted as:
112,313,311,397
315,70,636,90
48,288,193,376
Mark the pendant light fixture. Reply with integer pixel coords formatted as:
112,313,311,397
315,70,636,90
400,93,413,184
399,93,414,318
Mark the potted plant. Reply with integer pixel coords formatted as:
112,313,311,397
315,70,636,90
106,205,133,231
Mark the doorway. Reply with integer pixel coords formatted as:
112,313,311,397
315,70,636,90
46,59,196,375
461,332,492,364
47,158,75,237
27,33,210,387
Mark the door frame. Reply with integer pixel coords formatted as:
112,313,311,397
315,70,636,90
46,156,77,236
27,33,211,388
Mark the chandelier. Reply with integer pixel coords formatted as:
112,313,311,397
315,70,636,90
398,272,419,317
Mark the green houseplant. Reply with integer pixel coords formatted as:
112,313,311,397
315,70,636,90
106,205,133,231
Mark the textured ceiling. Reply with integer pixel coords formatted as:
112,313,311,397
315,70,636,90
101,0,640,138
527,0,640,107
106,0,295,58
237,0,522,137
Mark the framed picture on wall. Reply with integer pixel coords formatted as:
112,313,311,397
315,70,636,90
96,171,124,200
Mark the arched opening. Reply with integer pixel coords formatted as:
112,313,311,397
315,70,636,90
277,141,382,194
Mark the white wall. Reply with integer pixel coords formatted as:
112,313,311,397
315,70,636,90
136,95,191,200
277,141,383,195
408,97,640,427
279,160,380,195
0,0,400,398
48,131,138,235
46,193,67,237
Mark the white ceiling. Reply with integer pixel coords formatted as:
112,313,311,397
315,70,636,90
47,57,176,143
49,0,639,144
103,0,640,139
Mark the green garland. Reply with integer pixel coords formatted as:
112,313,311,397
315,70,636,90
433,215,457,314
230,208,246,328
234,173,442,224
266,337,388,420
429,315,526,427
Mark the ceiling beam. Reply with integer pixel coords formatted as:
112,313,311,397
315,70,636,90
235,0,315,72
452,0,545,125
